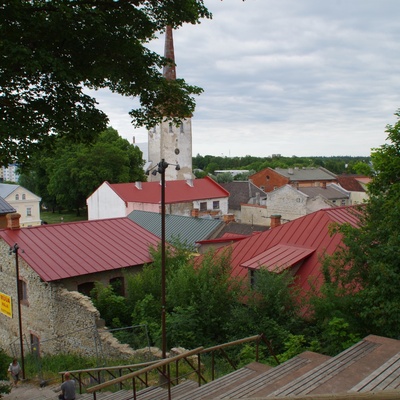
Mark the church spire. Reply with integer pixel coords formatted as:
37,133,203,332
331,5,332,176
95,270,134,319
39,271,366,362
163,25,176,80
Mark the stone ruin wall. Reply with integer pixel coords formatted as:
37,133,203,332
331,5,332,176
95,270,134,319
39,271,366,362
0,239,137,359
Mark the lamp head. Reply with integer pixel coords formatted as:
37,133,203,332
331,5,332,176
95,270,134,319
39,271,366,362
151,169,158,176
175,164,181,171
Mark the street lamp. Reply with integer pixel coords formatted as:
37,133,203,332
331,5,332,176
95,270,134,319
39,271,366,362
11,243,25,379
147,159,180,360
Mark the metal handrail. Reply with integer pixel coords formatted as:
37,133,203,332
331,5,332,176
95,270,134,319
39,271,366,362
61,333,276,399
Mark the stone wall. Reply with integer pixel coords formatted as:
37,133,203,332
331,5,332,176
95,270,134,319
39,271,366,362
0,239,136,359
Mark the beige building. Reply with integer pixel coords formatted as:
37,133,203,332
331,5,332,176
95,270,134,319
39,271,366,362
0,183,41,227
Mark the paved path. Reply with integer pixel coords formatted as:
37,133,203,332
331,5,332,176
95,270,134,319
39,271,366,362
2,380,61,400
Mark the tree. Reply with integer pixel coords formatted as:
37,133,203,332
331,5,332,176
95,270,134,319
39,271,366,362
312,110,400,339
19,127,145,214
1,1,210,165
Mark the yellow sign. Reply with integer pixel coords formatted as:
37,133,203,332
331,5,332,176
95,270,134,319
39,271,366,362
0,292,12,318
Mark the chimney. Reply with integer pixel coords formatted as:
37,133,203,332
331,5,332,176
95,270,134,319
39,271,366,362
6,213,21,230
223,214,235,224
270,214,281,228
255,192,260,205
135,181,142,190
191,208,199,218
186,179,194,187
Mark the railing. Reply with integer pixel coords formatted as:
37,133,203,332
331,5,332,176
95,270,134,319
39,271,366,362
86,346,204,399
72,333,277,399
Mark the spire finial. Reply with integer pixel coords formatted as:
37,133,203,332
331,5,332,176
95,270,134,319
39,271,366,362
163,25,176,80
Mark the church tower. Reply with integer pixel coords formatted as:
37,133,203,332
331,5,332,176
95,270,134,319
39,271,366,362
147,26,193,182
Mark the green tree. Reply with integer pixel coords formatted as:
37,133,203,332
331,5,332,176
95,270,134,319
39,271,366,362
313,110,400,339
19,127,145,214
1,1,210,165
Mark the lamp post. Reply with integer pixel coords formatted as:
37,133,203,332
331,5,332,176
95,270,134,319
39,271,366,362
148,159,180,361
12,243,25,379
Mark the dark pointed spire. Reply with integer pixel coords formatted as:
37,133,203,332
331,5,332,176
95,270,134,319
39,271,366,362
163,25,176,80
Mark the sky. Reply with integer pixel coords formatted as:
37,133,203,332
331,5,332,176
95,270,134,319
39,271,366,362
91,0,400,158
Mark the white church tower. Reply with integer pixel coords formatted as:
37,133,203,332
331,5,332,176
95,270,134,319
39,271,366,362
147,26,193,182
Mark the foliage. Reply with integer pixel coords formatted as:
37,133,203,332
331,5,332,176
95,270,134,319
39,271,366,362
0,348,11,380
91,282,131,329
18,127,145,214
0,381,11,395
167,249,242,348
312,109,400,340
192,154,371,176
1,0,210,165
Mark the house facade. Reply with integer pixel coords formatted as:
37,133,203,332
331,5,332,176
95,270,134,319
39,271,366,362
87,177,230,221
0,214,161,359
250,167,338,192
0,183,41,227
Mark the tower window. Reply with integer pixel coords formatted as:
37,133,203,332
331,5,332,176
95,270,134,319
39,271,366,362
180,123,184,133
169,123,173,133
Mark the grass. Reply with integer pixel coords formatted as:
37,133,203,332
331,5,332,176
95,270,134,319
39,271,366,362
40,210,88,225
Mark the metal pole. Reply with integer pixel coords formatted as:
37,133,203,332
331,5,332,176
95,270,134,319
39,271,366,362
161,160,167,361
13,243,25,379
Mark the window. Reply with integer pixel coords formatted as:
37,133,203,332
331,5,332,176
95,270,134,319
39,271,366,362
200,202,207,211
213,201,220,210
15,194,19,200
169,123,173,133
110,277,125,296
78,282,95,297
180,122,184,133
22,194,26,200
341,199,346,206
250,270,258,288
26,208,32,216
18,279,28,305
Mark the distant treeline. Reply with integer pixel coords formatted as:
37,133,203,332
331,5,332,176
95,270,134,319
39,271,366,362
192,154,371,176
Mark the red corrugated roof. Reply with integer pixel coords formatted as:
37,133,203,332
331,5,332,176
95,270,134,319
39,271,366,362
108,176,229,204
216,206,361,294
241,244,315,272
0,218,160,282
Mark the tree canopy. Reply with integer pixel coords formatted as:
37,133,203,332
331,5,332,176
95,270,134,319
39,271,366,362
1,0,210,165
19,127,145,214
312,109,400,339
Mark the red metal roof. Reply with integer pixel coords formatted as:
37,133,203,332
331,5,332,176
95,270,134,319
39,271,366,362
108,176,229,204
0,218,160,282
241,244,315,272
216,206,361,294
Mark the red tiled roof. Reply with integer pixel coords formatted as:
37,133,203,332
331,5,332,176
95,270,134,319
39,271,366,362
0,218,160,282
241,244,315,272
108,176,229,204
337,174,370,192
217,206,361,293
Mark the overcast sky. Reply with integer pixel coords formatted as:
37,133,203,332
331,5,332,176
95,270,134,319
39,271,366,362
91,0,400,158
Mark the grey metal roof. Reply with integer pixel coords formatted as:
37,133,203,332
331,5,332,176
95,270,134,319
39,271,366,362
0,196,16,214
0,183,19,198
275,167,337,181
127,210,224,249
298,184,350,200
220,181,268,210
